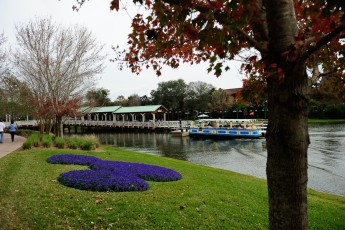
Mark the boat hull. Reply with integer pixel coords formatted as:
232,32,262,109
189,127,262,139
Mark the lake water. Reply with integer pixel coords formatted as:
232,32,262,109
96,124,345,196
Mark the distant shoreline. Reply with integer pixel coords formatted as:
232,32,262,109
308,119,345,124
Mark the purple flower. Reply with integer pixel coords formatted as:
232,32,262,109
58,170,149,192
47,154,182,192
91,160,182,182
47,154,101,167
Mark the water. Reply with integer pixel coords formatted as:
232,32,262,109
96,124,345,196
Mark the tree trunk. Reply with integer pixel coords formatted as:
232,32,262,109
54,116,63,137
266,61,310,229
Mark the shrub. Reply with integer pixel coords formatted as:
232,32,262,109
80,134,100,148
24,133,41,147
32,135,41,147
42,135,53,148
19,132,100,151
66,136,79,149
22,139,33,150
54,137,65,149
79,140,94,150
16,129,35,138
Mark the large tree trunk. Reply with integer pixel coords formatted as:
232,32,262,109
265,0,310,229
266,61,310,229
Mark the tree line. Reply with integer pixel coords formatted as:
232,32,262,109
86,78,344,120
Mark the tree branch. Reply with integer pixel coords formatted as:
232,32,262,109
301,24,345,62
234,27,268,54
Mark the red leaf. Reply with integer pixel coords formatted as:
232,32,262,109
110,0,119,11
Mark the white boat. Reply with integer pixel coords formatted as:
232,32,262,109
189,119,263,139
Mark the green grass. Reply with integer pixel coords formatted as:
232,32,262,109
0,146,344,229
308,119,345,124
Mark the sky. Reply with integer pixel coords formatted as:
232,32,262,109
0,0,244,100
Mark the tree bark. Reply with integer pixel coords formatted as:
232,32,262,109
265,0,310,229
266,60,310,229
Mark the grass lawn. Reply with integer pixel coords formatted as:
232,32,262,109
0,146,344,229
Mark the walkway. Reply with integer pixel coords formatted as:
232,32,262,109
0,133,26,158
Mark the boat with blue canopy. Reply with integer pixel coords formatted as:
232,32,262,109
189,119,264,139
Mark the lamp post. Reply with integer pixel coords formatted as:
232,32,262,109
185,111,190,121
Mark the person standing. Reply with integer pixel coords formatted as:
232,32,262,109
0,119,6,143
8,121,18,142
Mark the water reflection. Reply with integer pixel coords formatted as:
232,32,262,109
96,124,345,196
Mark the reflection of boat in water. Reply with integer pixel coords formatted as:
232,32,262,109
170,129,189,137
189,119,263,139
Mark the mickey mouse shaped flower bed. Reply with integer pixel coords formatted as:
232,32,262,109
47,154,182,192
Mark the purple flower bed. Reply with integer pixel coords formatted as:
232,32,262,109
91,160,182,182
47,154,182,192
58,170,149,192
47,154,101,166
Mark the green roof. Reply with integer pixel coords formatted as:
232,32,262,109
78,105,167,114
114,105,167,114
79,106,121,114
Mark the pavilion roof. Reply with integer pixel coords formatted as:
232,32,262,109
114,105,167,114
78,105,167,114
79,106,121,114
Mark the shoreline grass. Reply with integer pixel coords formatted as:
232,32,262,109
308,119,345,124
0,146,344,229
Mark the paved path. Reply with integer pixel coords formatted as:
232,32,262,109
0,133,26,158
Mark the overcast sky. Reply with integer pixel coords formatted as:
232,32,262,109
1,0,244,100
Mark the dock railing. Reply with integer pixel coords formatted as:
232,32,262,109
10,119,191,130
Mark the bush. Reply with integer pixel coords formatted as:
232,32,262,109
31,134,41,147
22,139,33,150
25,133,41,148
81,134,100,148
16,129,35,138
20,132,100,151
54,137,65,149
42,135,53,148
79,140,94,150
66,137,79,149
